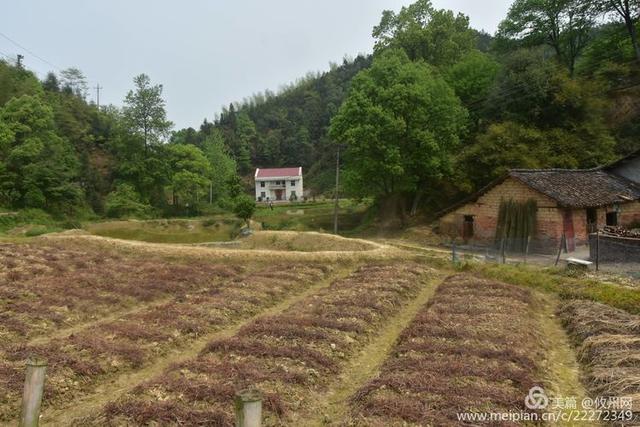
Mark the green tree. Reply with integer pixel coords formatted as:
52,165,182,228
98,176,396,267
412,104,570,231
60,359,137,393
235,111,256,174
329,49,467,215
201,129,238,203
105,183,153,218
233,194,256,227
60,68,89,99
166,144,211,211
0,61,42,106
123,74,173,151
498,0,596,75
372,0,476,66
592,0,640,60
0,95,82,213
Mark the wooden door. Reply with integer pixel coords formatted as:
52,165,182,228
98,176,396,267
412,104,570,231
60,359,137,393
462,216,474,242
563,209,575,252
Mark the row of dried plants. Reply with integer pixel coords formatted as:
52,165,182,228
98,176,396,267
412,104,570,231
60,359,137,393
348,274,544,426
559,300,640,423
92,263,431,426
0,242,332,422
0,242,243,343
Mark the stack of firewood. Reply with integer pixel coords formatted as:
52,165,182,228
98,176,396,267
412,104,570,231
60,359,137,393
601,225,640,238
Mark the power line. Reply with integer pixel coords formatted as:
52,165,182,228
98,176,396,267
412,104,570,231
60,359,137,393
0,31,60,71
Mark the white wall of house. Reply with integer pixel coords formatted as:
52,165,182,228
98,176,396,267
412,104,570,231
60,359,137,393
255,176,303,202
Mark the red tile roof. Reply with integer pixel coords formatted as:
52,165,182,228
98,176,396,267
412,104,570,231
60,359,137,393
255,167,301,178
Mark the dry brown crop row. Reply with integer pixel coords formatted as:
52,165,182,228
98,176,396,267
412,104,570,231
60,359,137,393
348,274,544,426
92,263,430,426
0,242,331,422
0,242,242,344
559,300,640,423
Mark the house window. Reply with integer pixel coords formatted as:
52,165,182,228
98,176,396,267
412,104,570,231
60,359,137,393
260,192,266,198
291,180,295,186
260,181,265,188
606,211,618,226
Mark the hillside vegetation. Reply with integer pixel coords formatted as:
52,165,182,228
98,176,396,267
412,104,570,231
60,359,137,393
0,0,639,227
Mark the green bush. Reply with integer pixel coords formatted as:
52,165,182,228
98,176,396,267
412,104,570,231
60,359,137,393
105,184,154,219
233,195,256,227
0,209,54,233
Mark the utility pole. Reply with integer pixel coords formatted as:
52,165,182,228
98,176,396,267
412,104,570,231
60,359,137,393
16,54,23,68
333,145,340,235
94,84,102,109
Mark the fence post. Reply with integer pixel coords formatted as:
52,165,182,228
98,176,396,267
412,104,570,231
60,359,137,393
20,357,47,427
235,388,262,427
524,236,531,264
595,229,600,272
452,240,458,264
500,237,506,264
555,233,565,267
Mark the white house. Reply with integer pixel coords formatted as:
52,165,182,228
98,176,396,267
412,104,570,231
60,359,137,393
254,167,303,202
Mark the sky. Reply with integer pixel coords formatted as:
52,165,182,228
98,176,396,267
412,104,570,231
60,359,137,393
1,0,512,129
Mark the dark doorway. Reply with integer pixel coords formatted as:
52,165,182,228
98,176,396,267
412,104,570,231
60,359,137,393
275,189,283,201
462,215,474,241
606,211,618,226
586,208,597,234
563,209,576,252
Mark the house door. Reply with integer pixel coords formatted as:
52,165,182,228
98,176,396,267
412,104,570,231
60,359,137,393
462,215,474,242
586,208,597,234
275,189,283,201
563,209,575,252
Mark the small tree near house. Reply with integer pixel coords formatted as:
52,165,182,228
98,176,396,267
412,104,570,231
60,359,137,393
234,195,256,228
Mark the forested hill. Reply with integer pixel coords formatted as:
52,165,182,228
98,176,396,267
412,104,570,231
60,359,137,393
171,55,373,193
1,0,640,224
174,1,640,211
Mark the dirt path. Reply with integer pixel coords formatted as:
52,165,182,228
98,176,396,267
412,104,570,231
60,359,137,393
300,273,445,426
36,264,360,427
535,294,599,427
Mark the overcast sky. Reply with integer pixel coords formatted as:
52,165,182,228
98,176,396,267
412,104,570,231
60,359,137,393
2,0,511,129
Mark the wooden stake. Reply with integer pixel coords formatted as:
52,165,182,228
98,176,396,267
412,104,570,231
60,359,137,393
235,388,262,427
20,357,47,427
555,233,565,266
595,229,600,272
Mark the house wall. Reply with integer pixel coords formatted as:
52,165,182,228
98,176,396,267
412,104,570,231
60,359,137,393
439,178,563,251
619,201,640,227
254,177,303,202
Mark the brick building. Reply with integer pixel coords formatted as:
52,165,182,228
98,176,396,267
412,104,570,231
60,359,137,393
438,153,640,253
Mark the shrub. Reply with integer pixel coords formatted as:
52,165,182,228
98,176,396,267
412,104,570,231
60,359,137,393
105,184,154,219
233,195,256,227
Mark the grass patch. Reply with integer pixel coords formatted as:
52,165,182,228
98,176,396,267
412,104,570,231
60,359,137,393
253,200,370,233
234,231,378,252
460,262,640,315
84,218,242,244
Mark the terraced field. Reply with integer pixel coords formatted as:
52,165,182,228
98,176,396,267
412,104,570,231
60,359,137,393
1,235,637,426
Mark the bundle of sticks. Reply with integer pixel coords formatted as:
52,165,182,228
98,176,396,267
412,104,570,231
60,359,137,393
601,225,640,238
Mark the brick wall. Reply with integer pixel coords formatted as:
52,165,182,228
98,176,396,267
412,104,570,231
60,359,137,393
438,178,640,253
620,201,640,227
439,178,563,251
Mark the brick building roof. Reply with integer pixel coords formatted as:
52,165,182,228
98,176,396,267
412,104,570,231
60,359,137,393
255,167,302,179
509,169,640,208
438,167,640,217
